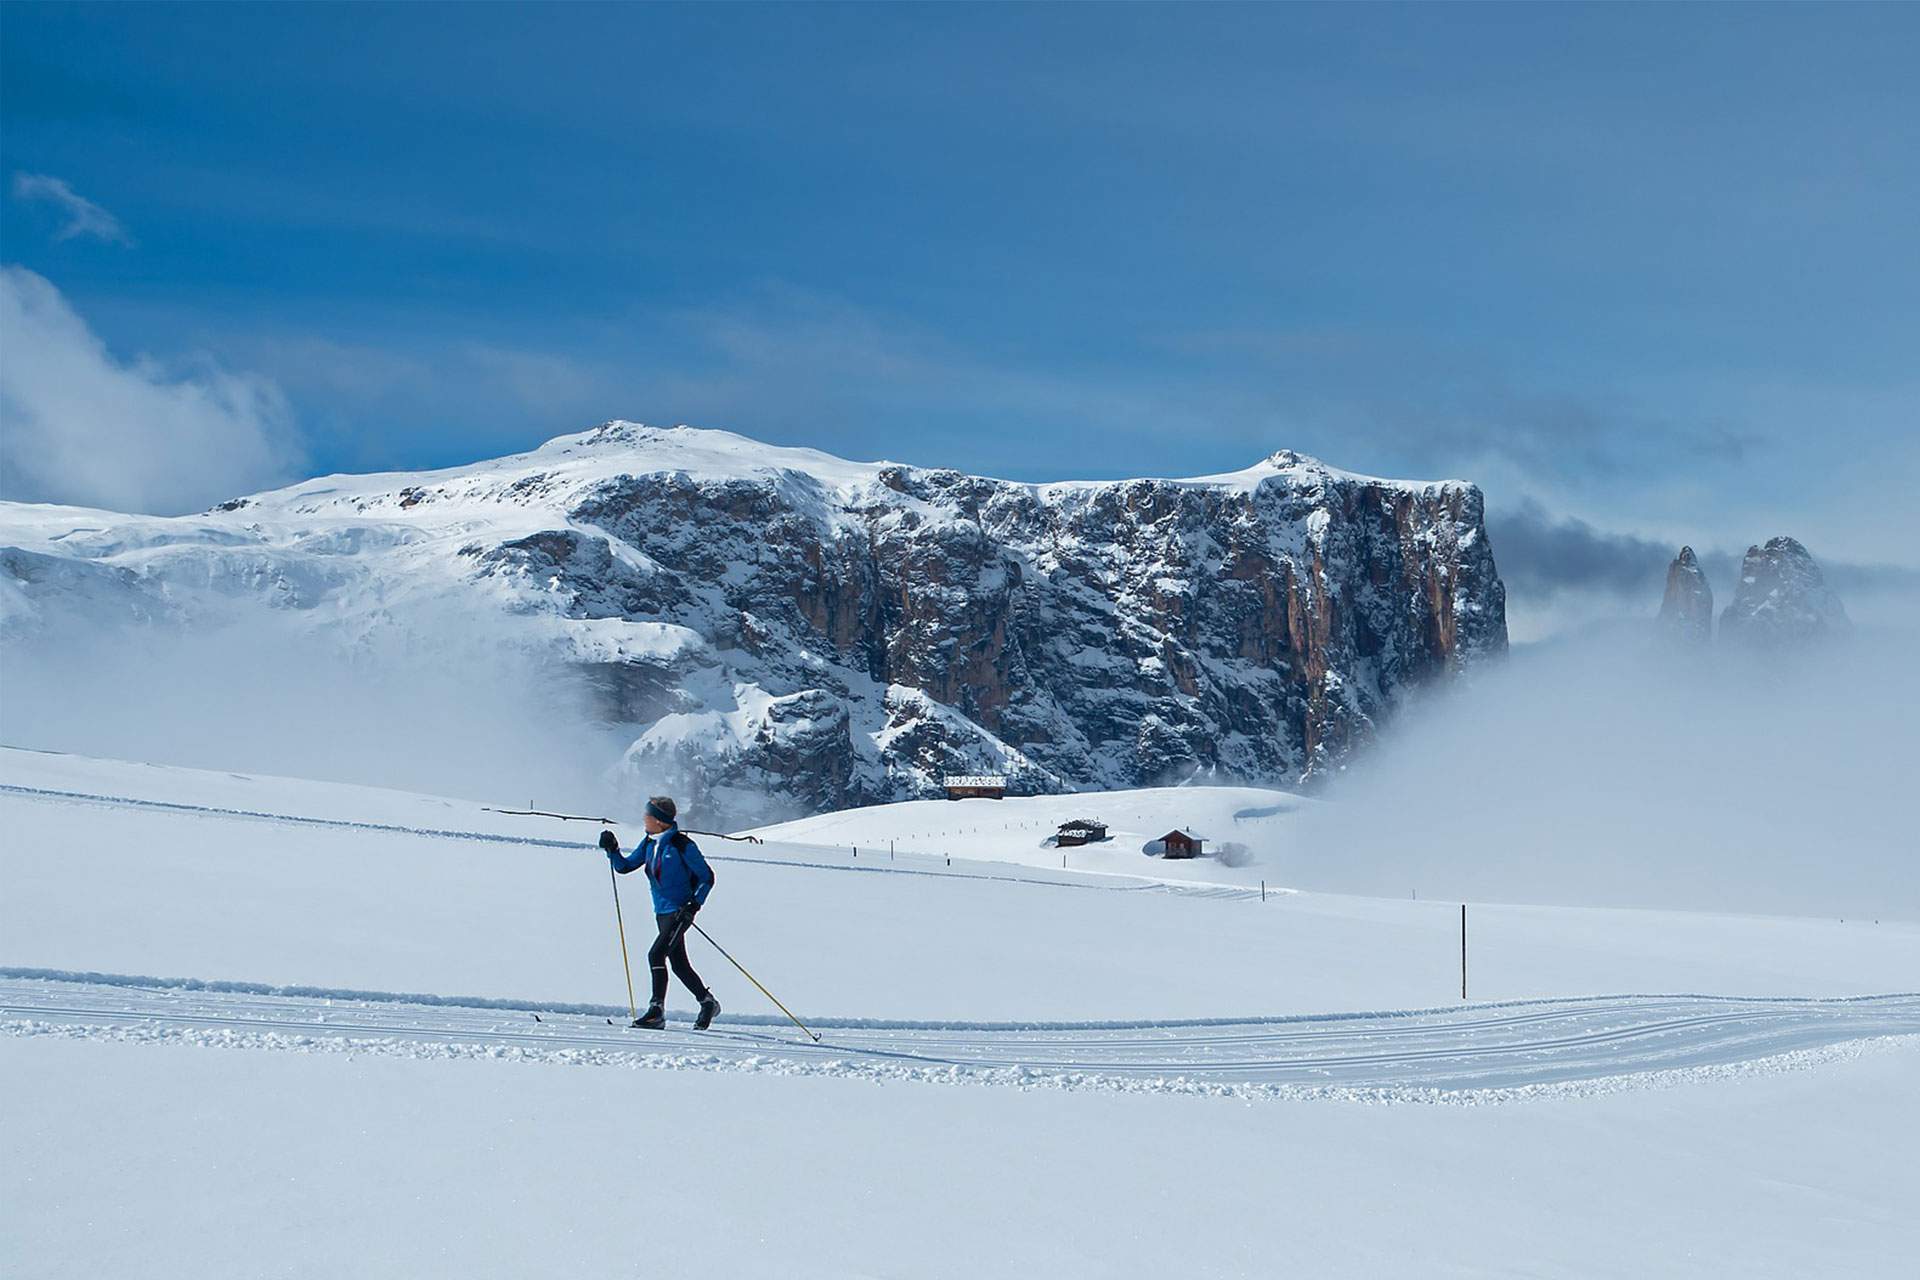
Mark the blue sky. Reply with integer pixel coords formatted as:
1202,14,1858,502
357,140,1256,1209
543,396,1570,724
2,3,1916,628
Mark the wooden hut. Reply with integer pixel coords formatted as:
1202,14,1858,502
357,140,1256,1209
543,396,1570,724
1157,828,1206,859
943,774,1007,801
1055,819,1109,847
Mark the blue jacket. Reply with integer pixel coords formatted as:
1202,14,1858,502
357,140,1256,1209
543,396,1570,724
608,825,715,915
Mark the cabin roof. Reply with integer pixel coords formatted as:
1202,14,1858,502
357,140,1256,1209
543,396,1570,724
942,774,1006,788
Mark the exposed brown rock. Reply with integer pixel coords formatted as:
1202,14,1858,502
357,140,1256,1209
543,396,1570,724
1658,546,1714,644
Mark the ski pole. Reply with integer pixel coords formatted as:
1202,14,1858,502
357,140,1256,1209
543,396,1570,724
609,866,639,1025
487,806,617,823
490,805,764,844
685,828,764,845
689,922,820,1043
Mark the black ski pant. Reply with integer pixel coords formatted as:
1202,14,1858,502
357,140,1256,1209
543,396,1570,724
648,912,709,1006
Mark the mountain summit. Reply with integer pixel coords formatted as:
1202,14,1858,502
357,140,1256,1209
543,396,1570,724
1719,536,1849,654
1657,546,1715,644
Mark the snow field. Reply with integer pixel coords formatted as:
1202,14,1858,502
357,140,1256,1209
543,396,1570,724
6,1032,1918,1279
7,749,1920,1277
6,763,1919,1024
3,752,1920,1028
744,784,1311,887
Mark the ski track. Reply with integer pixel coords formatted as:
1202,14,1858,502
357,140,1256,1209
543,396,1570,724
5,971,1916,1104
0,783,1259,900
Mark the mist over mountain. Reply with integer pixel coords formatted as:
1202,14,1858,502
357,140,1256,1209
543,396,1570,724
1289,533,1918,920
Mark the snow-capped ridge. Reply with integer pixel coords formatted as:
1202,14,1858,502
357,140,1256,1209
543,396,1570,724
1158,446,1477,497
223,421,1478,520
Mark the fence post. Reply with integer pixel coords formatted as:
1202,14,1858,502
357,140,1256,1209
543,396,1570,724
1260,879,1266,902
1460,904,1468,1000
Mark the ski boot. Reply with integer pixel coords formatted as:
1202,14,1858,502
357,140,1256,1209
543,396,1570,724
632,1003,666,1030
694,993,721,1031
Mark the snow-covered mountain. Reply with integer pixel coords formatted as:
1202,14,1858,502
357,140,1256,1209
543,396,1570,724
0,423,1508,823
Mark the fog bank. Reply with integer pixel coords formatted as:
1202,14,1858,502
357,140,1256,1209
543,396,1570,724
1288,624,1920,921
1,613,624,815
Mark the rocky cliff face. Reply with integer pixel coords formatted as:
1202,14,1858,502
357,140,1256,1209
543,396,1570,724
1719,536,1849,653
1,423,1509,824
1657,546,1714,644
535,429,1507,819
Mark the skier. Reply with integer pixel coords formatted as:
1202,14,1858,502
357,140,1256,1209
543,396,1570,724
599,796,721,1030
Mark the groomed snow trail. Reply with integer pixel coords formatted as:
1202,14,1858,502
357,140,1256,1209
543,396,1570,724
6,971,1916,1102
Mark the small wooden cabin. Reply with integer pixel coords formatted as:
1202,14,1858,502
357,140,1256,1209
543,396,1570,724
1158,828,1206,859
943,774,1007,801
1055,819,1109,847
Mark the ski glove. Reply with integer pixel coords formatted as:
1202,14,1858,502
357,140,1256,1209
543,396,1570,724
675,903,700,929
598,829,620,856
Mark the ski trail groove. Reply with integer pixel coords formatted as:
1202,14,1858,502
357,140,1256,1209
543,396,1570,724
5,973,1916,1100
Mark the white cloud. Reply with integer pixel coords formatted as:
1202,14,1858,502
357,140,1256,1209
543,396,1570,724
0,266,304,514
10,173,133,246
